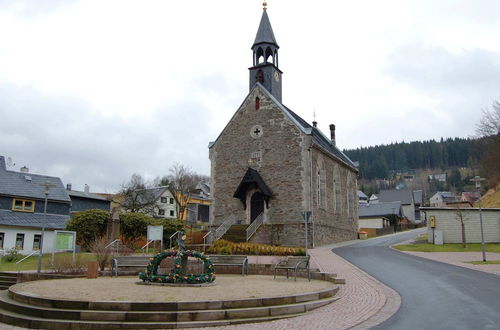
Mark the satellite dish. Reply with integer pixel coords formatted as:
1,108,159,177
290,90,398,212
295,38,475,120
6,157,15,168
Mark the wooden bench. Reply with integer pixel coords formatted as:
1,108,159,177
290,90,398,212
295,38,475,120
111,256,152,276
208,255,249,275
274,256,310,281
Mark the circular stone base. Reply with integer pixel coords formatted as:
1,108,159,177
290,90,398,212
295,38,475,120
136,281,216,287
12,275,334,302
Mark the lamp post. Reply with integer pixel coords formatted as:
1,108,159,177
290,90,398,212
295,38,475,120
470,176,486,262
37,182,57,273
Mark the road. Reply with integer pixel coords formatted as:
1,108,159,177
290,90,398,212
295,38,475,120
334,229,500,330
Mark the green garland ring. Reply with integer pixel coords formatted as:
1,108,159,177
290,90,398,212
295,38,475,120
139,249,215,284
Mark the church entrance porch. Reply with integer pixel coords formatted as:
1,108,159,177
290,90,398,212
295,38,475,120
250,192,265,223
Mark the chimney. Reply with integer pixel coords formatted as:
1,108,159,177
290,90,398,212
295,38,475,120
20,166,29,173
66,183,72,190
0,156,5,171
84,184,90,194
312,121,317,128
329,124,336,146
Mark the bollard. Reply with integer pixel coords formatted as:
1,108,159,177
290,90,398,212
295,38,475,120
87,261,99,279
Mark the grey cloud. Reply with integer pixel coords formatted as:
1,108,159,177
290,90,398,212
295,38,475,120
386,45,500,92
0,83,213,193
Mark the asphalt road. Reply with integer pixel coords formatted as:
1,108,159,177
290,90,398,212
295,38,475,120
334,229,500,330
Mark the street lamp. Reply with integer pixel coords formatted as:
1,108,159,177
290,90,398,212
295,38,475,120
37,182,57,273
470,176,486,262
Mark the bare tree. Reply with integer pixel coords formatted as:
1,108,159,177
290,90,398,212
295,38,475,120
163,163,209,220
476,101,500,137
453,207,468,248
117,174,158,213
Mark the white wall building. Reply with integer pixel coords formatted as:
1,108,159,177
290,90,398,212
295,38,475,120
422,207,500,244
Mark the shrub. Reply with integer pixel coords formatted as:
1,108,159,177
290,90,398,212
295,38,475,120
207,240,305,256
89,237,113,270
66,209,109,250
2,248,22,262
119,213,184,248
120,213,153,243
45,254,89,274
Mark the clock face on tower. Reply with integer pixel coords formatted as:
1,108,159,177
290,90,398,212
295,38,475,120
273,71,279,82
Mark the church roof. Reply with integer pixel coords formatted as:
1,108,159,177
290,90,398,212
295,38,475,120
253,9,278,47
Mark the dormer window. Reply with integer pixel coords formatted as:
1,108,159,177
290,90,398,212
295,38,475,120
12,199,35,212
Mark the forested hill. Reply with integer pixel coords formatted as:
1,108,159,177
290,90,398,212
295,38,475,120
344,138,482,180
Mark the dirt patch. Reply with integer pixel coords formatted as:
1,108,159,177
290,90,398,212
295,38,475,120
13,275,334,302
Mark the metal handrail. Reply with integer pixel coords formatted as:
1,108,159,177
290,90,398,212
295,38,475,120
246,212,264,241
214,215,237,241
203,231,213,252
141,240,154,250
169,231,180,249
105,239,122,254
16,250,40,264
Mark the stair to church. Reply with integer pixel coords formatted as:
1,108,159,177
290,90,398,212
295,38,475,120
220,225,249,243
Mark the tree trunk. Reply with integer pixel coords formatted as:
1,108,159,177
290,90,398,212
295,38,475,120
461,221,467,248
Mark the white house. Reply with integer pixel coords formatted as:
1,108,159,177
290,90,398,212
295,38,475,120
0,156,72,254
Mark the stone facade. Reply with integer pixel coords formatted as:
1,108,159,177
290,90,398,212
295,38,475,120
208,6,358,247
209,86,358,247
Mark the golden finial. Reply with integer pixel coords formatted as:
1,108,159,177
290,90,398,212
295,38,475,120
263,1,267,10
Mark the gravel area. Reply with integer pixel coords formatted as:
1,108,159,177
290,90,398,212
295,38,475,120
12,275,334,302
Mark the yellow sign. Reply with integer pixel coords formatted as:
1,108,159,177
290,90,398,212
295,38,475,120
429,216,436,228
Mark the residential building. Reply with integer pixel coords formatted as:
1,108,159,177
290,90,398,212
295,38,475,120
461,191,481,205
358,201,401,229
430,191,460,207
0,156,71,254
357,190,368,204
209,5,359,247
67,184,111,215
378,189,416,222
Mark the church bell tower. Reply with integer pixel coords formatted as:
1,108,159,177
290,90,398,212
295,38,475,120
249,2,282,103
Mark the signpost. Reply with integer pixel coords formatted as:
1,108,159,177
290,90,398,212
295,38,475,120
52,230,77,262
147,225,163,251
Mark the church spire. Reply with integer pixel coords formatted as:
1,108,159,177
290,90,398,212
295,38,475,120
249,2,283,102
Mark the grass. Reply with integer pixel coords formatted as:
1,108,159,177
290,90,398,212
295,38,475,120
0,253,96,272
465,260,500,265
394,242,500,253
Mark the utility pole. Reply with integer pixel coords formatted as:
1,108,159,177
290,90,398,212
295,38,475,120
37,182,57,273
470,176,486,262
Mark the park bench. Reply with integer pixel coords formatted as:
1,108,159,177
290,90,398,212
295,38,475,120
274,256,310,281
208,255,249,275
111,256,152,276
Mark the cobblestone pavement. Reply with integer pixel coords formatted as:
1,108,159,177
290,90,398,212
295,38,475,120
398,251,500,276
206,248,401,330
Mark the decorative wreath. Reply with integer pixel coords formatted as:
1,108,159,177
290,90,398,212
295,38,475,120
139,249,215,284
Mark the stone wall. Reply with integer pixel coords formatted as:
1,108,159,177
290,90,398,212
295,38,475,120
309,148,358,245
210,87,307,226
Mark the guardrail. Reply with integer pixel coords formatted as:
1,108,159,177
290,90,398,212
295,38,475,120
246,212,264,241
214,215,237,241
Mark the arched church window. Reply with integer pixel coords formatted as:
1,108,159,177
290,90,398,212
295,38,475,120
265,47,273,63
255,97,260,110
256,47,264,64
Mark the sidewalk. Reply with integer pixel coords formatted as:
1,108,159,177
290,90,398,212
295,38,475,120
398,251,500,277
208,247,401,330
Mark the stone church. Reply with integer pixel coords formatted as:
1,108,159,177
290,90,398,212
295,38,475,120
209,4,358,247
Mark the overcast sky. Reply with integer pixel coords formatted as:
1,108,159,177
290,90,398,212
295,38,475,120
1,0,499,193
